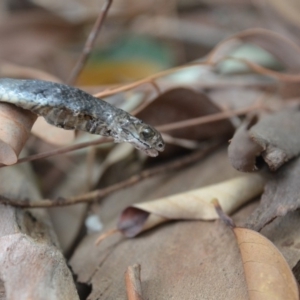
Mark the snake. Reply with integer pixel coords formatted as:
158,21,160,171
0,78,165,157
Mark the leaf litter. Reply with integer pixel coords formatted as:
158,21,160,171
116,174,265,238
2,4,300,299
214,200,299,300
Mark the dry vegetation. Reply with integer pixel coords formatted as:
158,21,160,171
0,0,300,299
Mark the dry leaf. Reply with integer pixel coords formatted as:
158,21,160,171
215,201,299,300
0,161,79,299
136,87,234,157
234,228,299,299
31,117,75,146
118,174,265,237
229,108,300,172
0,103,37,165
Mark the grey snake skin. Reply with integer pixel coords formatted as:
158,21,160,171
0,78,165,157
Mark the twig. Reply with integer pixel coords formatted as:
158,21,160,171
162,134,199,149
94,61,210,98
212,199,235,228
0,140,222,208
95,228,119,245
67,0,113,85
125,264,143,300
156,104,260,132
0,137,112,169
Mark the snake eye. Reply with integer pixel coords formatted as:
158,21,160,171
140,127,154,140
158,143,164,148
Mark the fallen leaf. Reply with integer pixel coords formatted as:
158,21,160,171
118,174,265,237
234,228,299,299
136,87,234,157
215,200,299,300
0,160,79,299
32,117,75,146
0,103,37,165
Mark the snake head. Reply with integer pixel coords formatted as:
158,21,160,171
117,116,165,157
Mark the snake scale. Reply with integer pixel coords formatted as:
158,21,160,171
0,78,165,156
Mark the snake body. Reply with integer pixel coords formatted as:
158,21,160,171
0,78,164,156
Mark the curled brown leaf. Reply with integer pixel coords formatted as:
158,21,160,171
118,175,265,237
0,103,37,165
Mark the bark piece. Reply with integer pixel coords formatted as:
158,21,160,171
246,156,300,231
229,108,300,172
228,115,263,172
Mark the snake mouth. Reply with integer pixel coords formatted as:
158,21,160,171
144,148,159,157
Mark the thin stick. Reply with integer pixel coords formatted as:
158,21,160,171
0,137,112,168
67,0,113,85
212,199,235,228
156,104,260,132
94,61,210,98
0,140,222,208
95,228,119,245
125,264,143,300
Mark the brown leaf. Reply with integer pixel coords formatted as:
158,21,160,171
31,117,75,146
246,156,300,231
136,88,234,157
0,162,79,299
234,227,299,299
229,108,300,172
0,103,37,165
118,174,265,237
215,200,299,299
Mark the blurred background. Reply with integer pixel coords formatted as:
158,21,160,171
1,0,299,86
